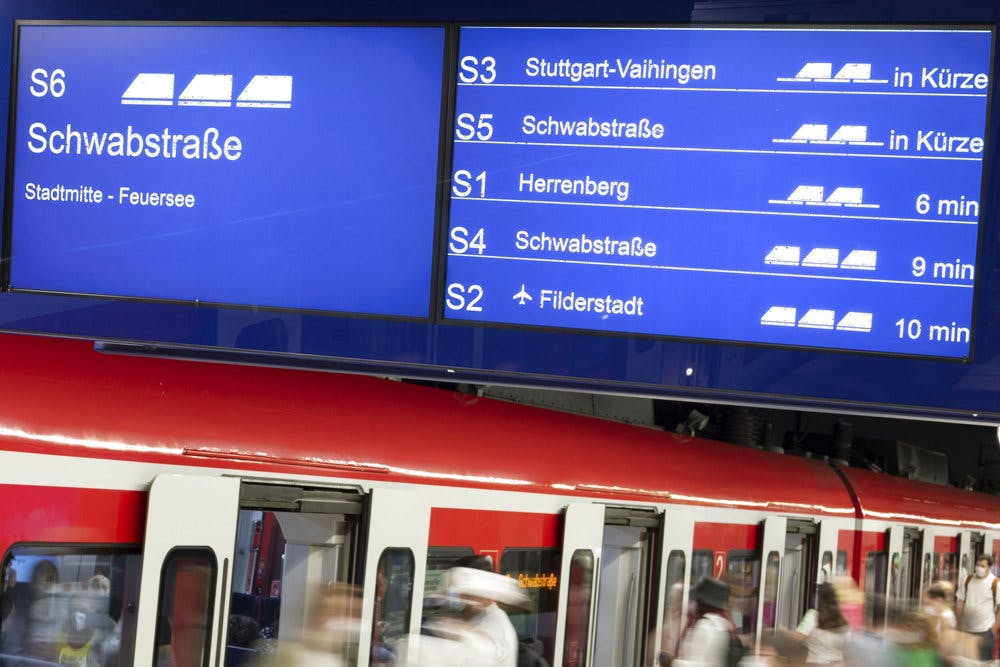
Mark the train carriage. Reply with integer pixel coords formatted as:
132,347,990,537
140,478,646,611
0,332,998,666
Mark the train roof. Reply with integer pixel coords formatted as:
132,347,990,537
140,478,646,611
0,333,984,523
838,465,1000,530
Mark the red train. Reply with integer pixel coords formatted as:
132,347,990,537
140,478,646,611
0,332,996,666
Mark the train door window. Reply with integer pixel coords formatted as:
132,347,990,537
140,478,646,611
888,552,902,624
836,551,848,577
864,552,887,628
424,547,476,598
935,552,957,586
371,548,414,665
726,550,759,635
923,553,932,591
690,551,713,586
661,551,686,657
0,545,141,666
156,548,217,667
562,549,594,667
761,551,780,632
499,548,560,666
821,552,833,583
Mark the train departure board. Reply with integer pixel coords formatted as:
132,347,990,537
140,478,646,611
6,24,445,318
444,26,993,359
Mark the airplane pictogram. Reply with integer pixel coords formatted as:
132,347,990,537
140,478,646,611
513,284,532,305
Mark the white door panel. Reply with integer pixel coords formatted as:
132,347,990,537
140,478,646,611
358,487,430,665
816,520,839,583
885,526,904,622
756,516,786,648
554,503,605,667
652,510,695,661
919,528,935,597
134,474,241,667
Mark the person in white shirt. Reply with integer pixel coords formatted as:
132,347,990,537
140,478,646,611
795,582,849,664
401,560,526,667
955,553,1000,662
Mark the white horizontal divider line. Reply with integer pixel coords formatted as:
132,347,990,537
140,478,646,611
453,196,978,225
449,252,973,289
456,139,981,161
458,82,988,98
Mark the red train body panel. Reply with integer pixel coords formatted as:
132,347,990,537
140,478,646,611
0,331,996,666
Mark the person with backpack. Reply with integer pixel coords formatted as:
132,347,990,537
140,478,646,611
673,577,746,667
955,553,1000,662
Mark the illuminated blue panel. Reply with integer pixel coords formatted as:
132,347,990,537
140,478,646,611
9,24,445,318
445,26,991,358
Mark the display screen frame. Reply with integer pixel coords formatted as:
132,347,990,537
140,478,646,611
439,22,997,363
1,19,457,323
0,16,999,422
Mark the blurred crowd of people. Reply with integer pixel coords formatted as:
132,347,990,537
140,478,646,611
0,560,121,667
662,552,1000,667
11,550,1000,667
245,554,532,667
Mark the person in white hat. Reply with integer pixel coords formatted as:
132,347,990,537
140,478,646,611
397,558,527,667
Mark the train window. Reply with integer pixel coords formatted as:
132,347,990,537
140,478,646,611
836,551,848,577
888,552,902,624
689,550,713,586
371,548,414,665
934,551,958,586
923,553,932,590
865,551,887,628
727,550,760,635
563,549,594,667
156,548,217,667
425,547,475,597
761,551,780,632
821,552,833,583
499,548,559,665
661,551,686,656
0,545,141,666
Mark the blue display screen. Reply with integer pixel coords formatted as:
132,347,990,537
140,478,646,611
444,26,992,359
7,24,445,318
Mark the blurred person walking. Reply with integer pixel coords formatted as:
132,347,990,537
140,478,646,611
923,581,957,656
890,611,943,667
955,554,1000,662
397,561,527,667
261,582,361,667
795,582,849,664
674,577,745,667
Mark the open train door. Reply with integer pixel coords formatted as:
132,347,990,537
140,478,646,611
134,474,241,667
554,503,605,667
134,475,430,667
